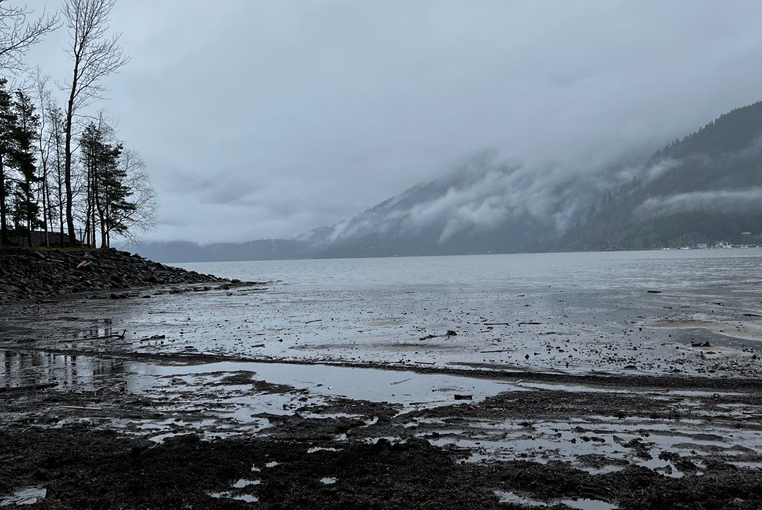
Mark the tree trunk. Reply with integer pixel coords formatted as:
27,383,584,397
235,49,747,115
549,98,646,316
99,213,107,248
64,108,75,244
42,162,49,247
64,62,78,245
0,154,6,245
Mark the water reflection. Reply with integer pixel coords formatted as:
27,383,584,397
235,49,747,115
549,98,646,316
0,350,125,390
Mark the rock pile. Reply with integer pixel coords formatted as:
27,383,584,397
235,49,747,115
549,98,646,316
0,247,229,302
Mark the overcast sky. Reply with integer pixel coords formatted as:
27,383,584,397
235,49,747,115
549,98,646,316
24,0,762,244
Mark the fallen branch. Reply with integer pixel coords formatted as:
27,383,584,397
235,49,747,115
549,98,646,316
63,329,127,343
138,334,166,342
420,330,458,340
0,382,58,393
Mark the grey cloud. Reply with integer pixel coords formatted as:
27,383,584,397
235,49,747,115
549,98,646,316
25,0,762,244
330,150,646,244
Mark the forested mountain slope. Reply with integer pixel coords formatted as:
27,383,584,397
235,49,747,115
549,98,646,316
561,101,762,250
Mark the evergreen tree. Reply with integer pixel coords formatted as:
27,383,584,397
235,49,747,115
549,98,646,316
99,145,135,247
80,121,133,248
9,90,41,246
0,78,14,244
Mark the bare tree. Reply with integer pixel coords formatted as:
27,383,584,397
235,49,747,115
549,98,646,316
33,69,53,246
62,0,129,244
116,148,156,244
0,1,59,73
45,102,67,246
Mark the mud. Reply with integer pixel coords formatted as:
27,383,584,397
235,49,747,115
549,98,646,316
2,277,762,508
1,347,761,508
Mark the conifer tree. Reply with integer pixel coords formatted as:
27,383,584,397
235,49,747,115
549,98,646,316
80,120,134,248
0,78,13,244
9,90,41,246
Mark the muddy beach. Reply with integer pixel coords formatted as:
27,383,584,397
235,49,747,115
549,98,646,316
2,251,762,508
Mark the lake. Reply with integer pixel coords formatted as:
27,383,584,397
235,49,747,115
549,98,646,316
177,249,762,293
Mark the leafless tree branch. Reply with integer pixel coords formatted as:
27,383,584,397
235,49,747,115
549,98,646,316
62,0,129,242
0,1,60,73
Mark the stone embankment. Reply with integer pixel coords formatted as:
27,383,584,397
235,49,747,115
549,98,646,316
0,247,231,302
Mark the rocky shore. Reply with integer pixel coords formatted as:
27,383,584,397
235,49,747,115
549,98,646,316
0,247,230,302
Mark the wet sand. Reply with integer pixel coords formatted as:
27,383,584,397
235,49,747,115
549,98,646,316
1,280,762,508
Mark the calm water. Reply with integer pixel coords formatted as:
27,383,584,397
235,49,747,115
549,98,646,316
177,249,762,293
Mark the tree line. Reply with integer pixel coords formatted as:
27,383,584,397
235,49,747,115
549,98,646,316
0,0,155,249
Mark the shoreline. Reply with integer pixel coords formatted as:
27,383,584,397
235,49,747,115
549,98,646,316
2,252,762,508
0,246,239,303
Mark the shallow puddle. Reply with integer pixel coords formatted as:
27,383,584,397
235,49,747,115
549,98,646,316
127,360,516,409
494,490,617,509
426,415,762,476
0,487,46,507
0,350,125,390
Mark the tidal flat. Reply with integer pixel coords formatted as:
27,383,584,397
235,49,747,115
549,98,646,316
2,251,762,508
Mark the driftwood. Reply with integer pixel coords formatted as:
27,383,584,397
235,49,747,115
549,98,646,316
305,319,322,324
419,330,458,340
61,330,127,343
87,329,126,340
138,334,166,342
0,382,58,393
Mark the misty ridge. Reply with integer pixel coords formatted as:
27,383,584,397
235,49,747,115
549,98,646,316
135,100,762,262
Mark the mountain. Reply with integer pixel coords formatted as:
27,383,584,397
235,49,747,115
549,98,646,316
560,101,762,250
134,100,762,262
312,150,648,258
